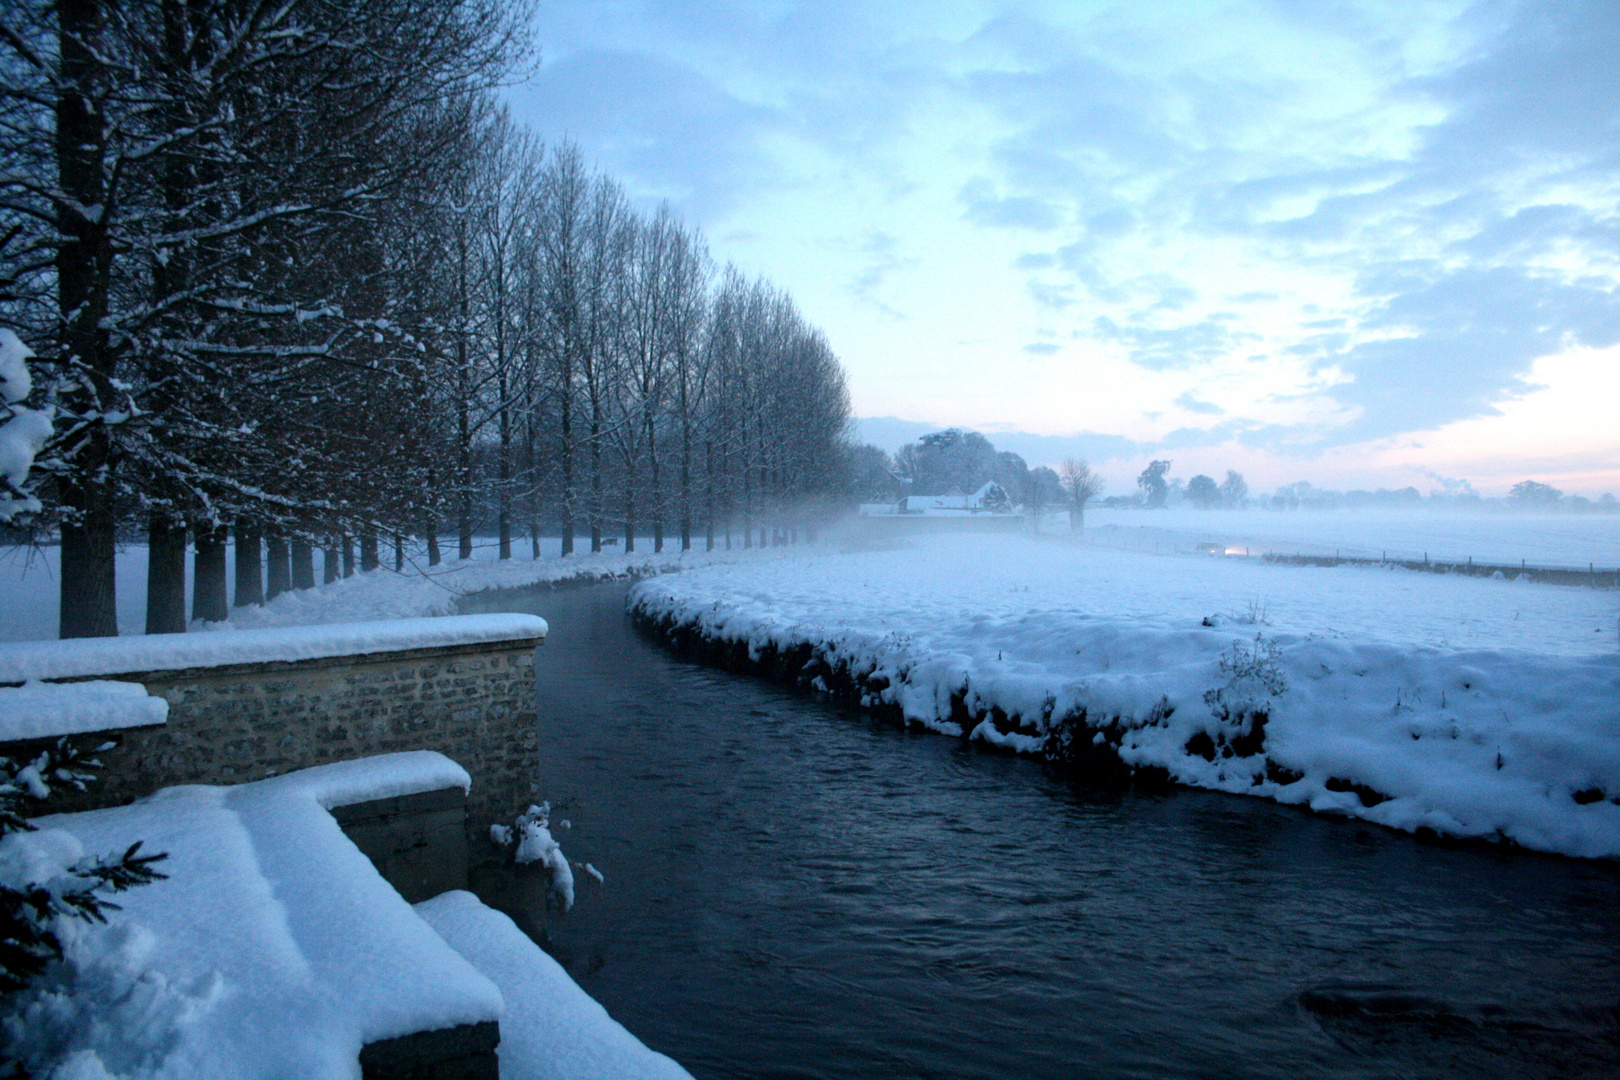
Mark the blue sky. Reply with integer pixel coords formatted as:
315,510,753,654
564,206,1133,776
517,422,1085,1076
508,1,1620,495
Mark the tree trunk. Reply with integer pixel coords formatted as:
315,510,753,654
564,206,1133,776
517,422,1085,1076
265,530,291,600
458,497,474,561
427,524,441,567
498,388,511,560
234,522,263,607
145,516,187,635
560,385,574,556
394,533,404,572
624,490,636,554
291,540,315,590
456,220,475,562
704,439,714,551
57,501,118,639
54,0,118,640
589,400,602,553
680,431,692,552
360,530,380,572
647,407,663,553
342,535,355,578
324,542,340,584
192,524,228,623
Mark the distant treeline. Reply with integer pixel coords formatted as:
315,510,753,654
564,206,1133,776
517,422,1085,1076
851,430,1617,516
0,1,853,638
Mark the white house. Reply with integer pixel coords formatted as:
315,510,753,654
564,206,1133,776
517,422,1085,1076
898,481,1013,515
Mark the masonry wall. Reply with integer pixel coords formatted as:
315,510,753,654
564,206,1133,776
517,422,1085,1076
14,639,539,831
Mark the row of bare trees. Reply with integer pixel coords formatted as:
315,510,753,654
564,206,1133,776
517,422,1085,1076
439,125,851,570
0,1,852,639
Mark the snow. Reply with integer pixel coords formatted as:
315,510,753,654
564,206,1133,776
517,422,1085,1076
1,752,500,1079
0,407,51,521
0,681,167,742
629,532,1620,860
415,891,693,1080
501,804,576,911
0,538,789,643
0,327,49,523
248,751,473,808
0,407,50,488
0,327,32,403
1082,506,1620,570
0,614,547,683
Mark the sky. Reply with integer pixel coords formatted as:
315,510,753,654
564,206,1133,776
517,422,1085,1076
507,1,1620,497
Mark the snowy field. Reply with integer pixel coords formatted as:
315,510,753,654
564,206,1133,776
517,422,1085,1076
630,533,1620,859
0,536,781,643
1080,506,1620,569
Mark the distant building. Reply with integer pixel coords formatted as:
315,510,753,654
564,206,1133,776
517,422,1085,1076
894,481,1014,515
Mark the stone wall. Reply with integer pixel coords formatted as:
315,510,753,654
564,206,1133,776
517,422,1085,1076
9,638,539,832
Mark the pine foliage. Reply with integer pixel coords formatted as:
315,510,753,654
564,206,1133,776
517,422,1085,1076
0,740,167,996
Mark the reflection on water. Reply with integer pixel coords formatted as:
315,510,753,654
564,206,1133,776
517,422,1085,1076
461,582,1620,1080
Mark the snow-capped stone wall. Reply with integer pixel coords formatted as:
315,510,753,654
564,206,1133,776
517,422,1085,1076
0,616,546,832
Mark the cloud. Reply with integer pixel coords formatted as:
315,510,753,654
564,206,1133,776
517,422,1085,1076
1319,265,1620,441
510,49,777,217
847,231,916,317
1022,342,1061,355
1027,281,1074,310
1175,391,1223,415
959,179,1063,230
1092,314,1258,371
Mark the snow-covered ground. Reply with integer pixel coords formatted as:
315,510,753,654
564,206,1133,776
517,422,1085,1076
1080,506,1620,569
0,537,780,643
629,532,1620,859
2,753,689,1079
2,753,502,1078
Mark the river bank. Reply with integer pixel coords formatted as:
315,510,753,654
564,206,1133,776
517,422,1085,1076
627,532,1620,859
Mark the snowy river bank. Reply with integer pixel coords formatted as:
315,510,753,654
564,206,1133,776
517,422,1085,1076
628,533,1620,860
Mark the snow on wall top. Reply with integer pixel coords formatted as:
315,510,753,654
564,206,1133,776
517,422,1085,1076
0,612,548,683
11,751,500,1078
249,749,472,804
0,679,167,743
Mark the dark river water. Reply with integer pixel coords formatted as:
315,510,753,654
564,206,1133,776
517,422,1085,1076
463,582,1620,1080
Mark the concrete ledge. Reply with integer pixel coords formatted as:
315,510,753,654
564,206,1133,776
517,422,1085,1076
359,1020,500,1080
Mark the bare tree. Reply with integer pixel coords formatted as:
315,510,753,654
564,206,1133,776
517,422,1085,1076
1059,458,1104,530
1220,469,1248,509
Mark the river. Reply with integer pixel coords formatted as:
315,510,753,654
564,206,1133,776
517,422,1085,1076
462,581,1620,1080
